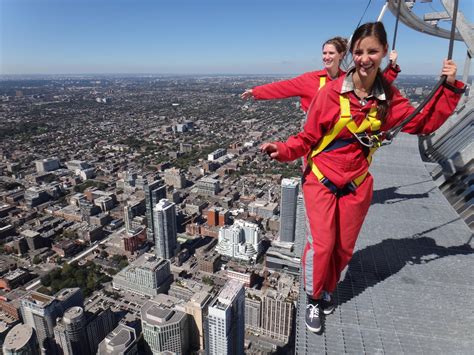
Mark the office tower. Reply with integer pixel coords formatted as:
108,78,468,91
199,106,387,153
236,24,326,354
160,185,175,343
85,307,116,354
216,219,262,262
294,191,307,258
141,300,189,354
97,323,138,355
54,306,87,355
206,279,245,355
3,324,39,355
144,180,166,242
279,178,299,242
20,288,83,355
112,254,172,297
153,199,177,259
173,287,212,351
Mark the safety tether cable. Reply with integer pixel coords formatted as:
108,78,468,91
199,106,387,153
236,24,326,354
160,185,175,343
391,0,402,51
382,0,459,143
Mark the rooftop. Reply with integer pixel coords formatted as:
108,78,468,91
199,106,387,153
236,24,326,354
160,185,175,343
3,324,34,351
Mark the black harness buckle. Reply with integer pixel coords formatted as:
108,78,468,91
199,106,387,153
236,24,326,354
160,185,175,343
321,177,357,197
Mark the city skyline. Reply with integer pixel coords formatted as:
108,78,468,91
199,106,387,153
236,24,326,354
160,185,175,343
1,0,472,75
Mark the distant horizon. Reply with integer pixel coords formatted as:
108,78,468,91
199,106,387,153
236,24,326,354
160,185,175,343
1,0,472,77
1,72,471,79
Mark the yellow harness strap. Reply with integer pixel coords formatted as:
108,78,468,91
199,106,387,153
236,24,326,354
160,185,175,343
319,76,326,90
308,94,381,189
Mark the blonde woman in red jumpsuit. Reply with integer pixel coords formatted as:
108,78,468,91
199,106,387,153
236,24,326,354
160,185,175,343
241,37,400,113
260,22,465,333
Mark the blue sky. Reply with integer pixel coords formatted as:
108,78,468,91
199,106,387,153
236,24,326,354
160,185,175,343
1,0,472,75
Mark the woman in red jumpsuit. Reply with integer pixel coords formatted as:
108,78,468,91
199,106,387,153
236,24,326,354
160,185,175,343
260,22,465,333
241,36,400,113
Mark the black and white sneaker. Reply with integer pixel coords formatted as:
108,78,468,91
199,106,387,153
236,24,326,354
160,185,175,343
305,300,322,333
320,291,335,315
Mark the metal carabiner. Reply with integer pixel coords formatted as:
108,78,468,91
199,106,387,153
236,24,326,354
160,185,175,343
354,132,375,148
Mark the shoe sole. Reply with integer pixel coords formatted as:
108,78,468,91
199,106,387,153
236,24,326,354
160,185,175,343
306,323,322,333
323,306,335,315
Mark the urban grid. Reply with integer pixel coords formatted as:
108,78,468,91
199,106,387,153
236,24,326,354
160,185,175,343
0,74,459,354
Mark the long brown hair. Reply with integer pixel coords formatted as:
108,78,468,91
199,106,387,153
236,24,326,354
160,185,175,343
350,22,393,123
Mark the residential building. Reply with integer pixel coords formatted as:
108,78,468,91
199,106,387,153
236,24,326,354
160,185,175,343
153,199,177,260
144,180,166,242
216,220,262,262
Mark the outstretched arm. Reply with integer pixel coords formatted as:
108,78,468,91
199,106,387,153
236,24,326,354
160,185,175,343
248,73,312,101
259,89,337,162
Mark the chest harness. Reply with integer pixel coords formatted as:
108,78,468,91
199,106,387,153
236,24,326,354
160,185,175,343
307,93,382,197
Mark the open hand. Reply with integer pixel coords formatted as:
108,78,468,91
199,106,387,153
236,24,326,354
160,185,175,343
260,142,279,159
240,89,254,100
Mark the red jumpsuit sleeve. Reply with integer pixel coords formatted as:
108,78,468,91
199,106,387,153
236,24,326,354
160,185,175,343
252,72,314,101
273,88,339,162
382,64,401,84
385,80,465,135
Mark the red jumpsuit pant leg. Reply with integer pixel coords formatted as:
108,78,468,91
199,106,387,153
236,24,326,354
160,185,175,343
323,174,374,293
301,178,337,300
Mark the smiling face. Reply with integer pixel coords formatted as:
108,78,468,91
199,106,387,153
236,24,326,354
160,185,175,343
352,36,387,79
322,44,343,72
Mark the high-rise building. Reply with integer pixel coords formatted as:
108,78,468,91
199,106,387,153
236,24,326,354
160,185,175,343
216,220,262,262
3,324,39,355
144,180,166,242
153,199,177,260
173,286,213,352
97,323,138,355
206,279,245,355
124,204,133,234
54,306,87,355
279,178,299,243
85,307,116,354
20,288,83,354
141,300,189,354
294,191,307,258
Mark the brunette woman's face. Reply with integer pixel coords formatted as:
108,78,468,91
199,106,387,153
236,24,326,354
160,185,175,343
322,44,343,71
352,36,387,78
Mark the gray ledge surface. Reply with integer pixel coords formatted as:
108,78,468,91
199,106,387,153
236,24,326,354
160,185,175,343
295,133,474,354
